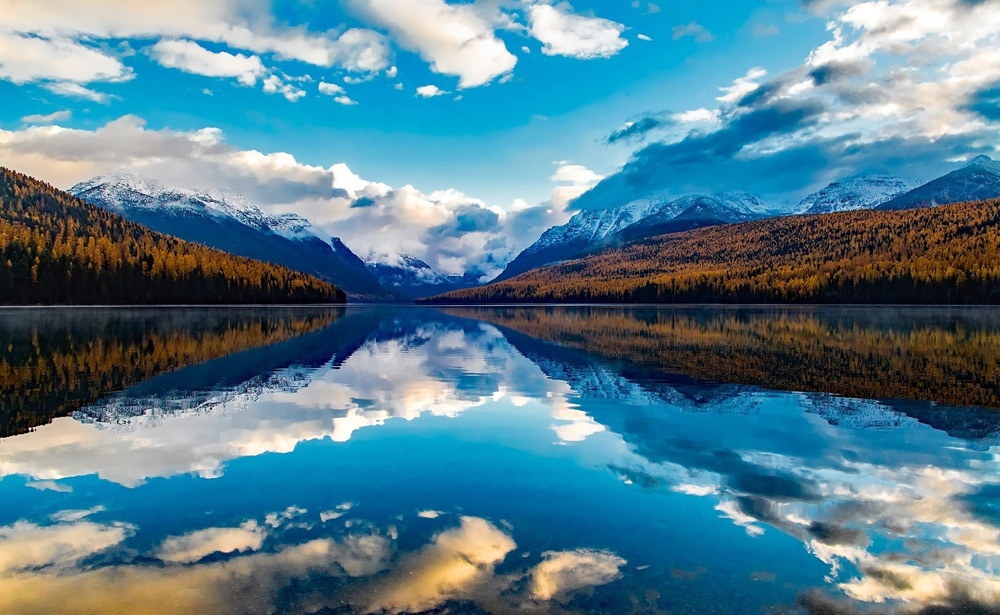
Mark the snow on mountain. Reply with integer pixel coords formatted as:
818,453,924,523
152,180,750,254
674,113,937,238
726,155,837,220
365,254,482,298
796,174,918,215
879,155,1000,210
491,200,658,282
71,169,335,248
69,169,395,300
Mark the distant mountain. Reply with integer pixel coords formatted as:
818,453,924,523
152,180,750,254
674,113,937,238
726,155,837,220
606,192,771,245
492,201,656,282
365,255,482,298
879,155,1000,210
796,174,918,214
70,170,397,301
493,192,773,283
0,166,344,306
422,199,1000,305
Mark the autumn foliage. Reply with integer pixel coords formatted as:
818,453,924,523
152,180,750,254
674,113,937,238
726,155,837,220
0,167,346,304
426,200,1000,304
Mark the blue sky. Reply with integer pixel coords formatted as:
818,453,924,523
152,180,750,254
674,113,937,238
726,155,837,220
2,0,999,276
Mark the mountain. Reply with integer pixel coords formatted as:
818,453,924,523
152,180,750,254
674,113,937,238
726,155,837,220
422,199,1000,305
605,192,771,245
493,192,773,282
69,170,397,301
492,201,655,283
0,166,344,306
365,255,482,298
879,155,1000,210
796,174,918,214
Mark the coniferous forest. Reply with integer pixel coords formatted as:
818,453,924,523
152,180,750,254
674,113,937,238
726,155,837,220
425,199,1000,305
0,167,345,304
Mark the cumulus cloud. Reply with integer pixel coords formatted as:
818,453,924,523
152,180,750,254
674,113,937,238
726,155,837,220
574,0,1000,210
0,520,130,576
351,0,516,88
262,74,306,102
415,84,447,98
151,39,265,86
365,516,516,613
527,2,628,59
530,549,626,601
319,81,358,105
156,521,267,563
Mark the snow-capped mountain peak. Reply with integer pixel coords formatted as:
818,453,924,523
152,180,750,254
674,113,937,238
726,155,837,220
528,200,656,255
796,174,918,215
70,169,335,249
966,154,1000,173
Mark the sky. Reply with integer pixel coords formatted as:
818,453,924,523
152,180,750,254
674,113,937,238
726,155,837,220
2,0,999,278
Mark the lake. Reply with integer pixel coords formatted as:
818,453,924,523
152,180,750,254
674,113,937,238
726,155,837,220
1,305,999,615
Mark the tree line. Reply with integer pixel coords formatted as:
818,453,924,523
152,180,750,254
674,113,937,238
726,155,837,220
0,167,345,304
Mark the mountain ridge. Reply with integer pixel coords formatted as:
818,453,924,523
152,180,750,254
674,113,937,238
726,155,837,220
70,170,400,301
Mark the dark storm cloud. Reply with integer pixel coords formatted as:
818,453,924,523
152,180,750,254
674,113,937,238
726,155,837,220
573,96,830,209
605,114,672,144
350,196,376,208
967,83,1000,120
452,205,500,233
572,92,995,211
808,60,871,86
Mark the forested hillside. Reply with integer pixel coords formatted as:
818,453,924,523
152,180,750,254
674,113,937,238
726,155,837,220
424,200,1000,305
0,168,345,304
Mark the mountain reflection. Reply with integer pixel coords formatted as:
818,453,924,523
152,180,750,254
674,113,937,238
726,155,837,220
1,306,999,615
445,305,1000,410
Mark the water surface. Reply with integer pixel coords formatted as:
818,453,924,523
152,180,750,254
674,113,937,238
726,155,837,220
1,306,999,615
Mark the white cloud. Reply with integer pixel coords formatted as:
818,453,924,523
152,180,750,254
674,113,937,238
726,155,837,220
415,84,447,98
2,0,390,72
150,39,264,86
21,110,71,124
0,30,130,86
672,21,714,43
530,549,626,601
318,81,345,95
637,34,652,42
352,0,516,88
549,162,603,210
385,65,398,79
42,82,111,102
528,3,628,59
716,66,767,103
262,74,306,102
0,0,390,96
0,520,130,575
672,107,720,123
0,115,549,279
156,521,266,563
365,516,516,613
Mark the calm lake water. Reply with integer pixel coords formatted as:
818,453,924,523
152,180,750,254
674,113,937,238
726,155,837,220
2,306,999,615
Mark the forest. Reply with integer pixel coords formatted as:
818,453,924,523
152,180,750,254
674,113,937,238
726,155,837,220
424,199,1000,305
0,167,345,304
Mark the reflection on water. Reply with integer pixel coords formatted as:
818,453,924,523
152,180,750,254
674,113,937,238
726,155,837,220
0,307,344,438
1,306,999,615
